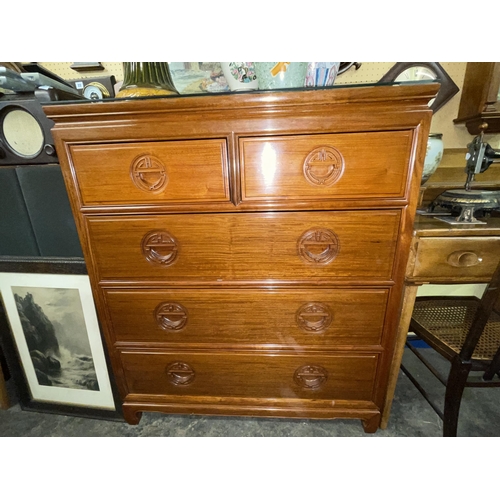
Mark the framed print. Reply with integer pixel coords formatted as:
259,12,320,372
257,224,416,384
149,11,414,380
0,257,122,420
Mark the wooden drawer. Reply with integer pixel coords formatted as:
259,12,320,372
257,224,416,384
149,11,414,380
104,287,389,347
88,210,401,283
69,139,230,207
120,350,379,402
240,131,413,201
413,236,500,281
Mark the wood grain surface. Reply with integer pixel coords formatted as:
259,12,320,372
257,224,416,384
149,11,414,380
120,349,379,401
70,139,230,206
87,210,401,283
104,287,389,347
44,84,437,429
240,131,412,201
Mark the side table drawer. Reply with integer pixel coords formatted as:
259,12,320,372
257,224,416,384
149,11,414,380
120,350,379,402
413,236,500,281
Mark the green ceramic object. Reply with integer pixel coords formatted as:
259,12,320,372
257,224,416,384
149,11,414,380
118,62,178,97
254,62,308,90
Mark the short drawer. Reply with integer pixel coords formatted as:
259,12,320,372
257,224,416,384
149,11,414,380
120,350,379,402
69,139,230,207
240,131,413,201
413,236,500,281
104,287,389,347
87,210,401,283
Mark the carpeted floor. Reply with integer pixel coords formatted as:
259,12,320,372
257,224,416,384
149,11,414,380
1,348,499,437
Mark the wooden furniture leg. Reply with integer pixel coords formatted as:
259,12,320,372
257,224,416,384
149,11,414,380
0,361,10,410
380,284,419,429
443,358,472,437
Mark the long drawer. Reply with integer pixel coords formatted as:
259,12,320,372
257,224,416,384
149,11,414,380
104,287,389,347
120,350,379,402
69,139,230,207
88,210,401,283
240,131,413,201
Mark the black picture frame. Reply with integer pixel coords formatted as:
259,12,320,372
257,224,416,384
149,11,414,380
379,62,459,113
0,256,122,421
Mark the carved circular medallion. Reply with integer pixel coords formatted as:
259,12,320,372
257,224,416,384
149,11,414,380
155,302,188,331
130,154,168,193
141,231,179,266
303,146,344,186
166,362,195,386
294,365,328,389
296,303,333,333
297,228,339,265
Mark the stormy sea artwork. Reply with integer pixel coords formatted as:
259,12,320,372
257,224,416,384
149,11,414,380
12,286,99,392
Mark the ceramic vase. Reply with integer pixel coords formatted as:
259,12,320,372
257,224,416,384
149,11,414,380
422,133,444,185
304,62,340,87
254,62,308,90
221,62,259,91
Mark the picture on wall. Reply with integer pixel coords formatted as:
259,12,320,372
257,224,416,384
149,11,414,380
0,257,121,420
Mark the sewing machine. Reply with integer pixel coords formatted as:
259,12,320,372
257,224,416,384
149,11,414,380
429,132,500,224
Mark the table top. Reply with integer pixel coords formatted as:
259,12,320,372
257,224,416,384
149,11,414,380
414,214,500,237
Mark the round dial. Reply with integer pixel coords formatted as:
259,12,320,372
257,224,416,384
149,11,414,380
2,108,44,157
83,82,110,100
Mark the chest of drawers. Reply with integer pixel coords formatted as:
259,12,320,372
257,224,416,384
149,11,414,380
44,83,438,432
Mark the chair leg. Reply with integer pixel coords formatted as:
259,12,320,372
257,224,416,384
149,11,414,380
443,357,471,437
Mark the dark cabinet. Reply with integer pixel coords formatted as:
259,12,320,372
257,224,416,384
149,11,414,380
0,164,83,257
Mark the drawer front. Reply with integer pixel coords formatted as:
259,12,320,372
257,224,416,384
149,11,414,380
413,236,500,281
88,210,400,282
120,350,379,401
69,139,230,206
240,131,413,201
104,288,389,346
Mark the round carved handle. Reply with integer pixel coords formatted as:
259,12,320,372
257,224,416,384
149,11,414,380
166,362,195,386
298,228,339,265
447,250,483,268
294,365,328,389
130,154,168,193
303,146,344,186
155,302,188,331
142,231,178,266
296,303,332,333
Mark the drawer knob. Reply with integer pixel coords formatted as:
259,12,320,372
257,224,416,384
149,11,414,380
155,302,188,331
298,228,339,264
142,231,179,266
294,365,328,389
130,154,168,193
166,362,195,386
296,303,332,333
447,251,483,268
303,146,344,186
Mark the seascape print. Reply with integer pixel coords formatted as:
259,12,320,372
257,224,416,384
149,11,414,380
12,286,99,392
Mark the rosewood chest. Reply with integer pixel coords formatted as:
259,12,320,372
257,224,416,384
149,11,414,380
44,83,438,432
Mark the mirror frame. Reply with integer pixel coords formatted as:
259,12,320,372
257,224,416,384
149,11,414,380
379,62,459,113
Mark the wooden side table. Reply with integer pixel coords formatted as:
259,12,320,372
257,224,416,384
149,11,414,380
381,215,500,429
